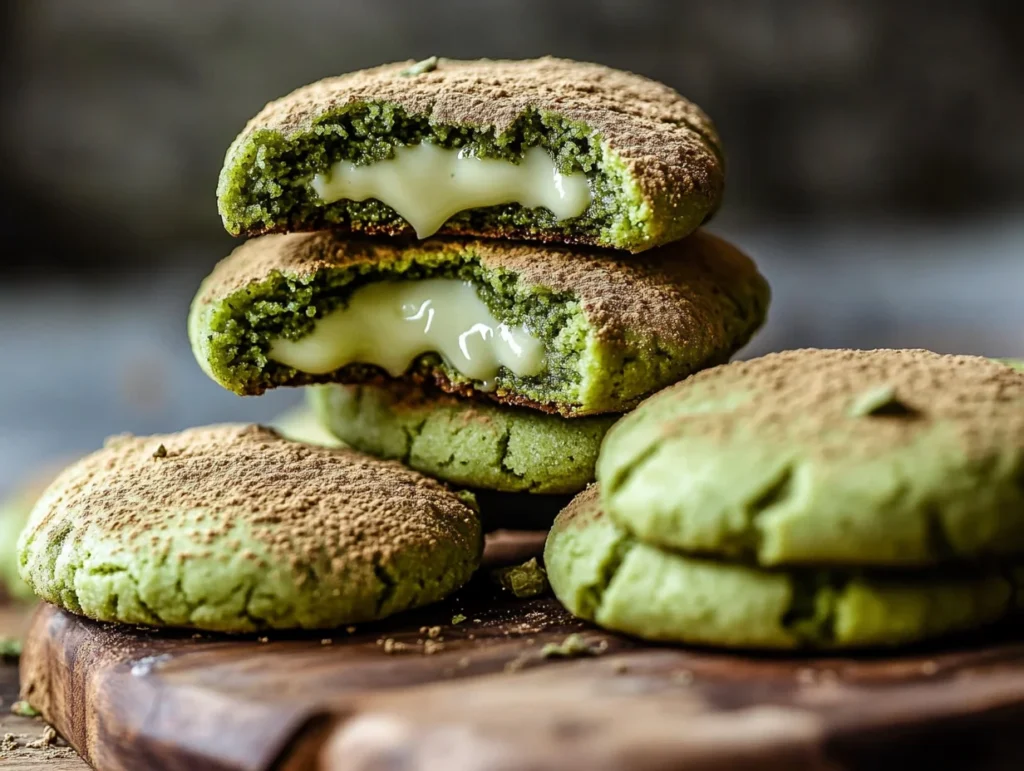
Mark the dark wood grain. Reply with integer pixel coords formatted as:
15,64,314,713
18,531,1024,771
0,601,88,769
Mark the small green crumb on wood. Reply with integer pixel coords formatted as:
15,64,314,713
540,633,608,658
491,558,550,598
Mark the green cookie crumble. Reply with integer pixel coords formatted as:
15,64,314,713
599,349,1024,567
217,57,724,252
0,637,21,660
545,488,1019,650
189,231,769,417
311,384,617,494
18,425,483,632
492,557,550,598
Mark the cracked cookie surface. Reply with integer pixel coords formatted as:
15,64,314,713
545,487,1020,649
310,383,618,494
17,424,483,632
597,349,1024,567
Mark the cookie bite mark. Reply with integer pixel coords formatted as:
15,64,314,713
188,231,770,416
217,57,724,251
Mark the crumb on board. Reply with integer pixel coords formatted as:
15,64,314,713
0,638,21,661
491,558,550,598
540,634,607,659
10,701,40,718
452,614,467,625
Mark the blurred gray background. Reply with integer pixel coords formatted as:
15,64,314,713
1,0,1022,494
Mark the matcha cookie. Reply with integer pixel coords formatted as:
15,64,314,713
310,383,617,494
545,487,1019,649
0,469,62,602
189,231,769,416
598,349,1024,567
18,425,483,632
269,401,346,447
218,57,723,252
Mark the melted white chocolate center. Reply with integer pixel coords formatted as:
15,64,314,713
268,279,546,387
310,144,592,238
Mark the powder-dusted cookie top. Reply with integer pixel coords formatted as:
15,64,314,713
19,425,483,631
217,57,723,252
599,349,1024,567
189,231,769,415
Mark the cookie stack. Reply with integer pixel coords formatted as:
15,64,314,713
17,57,770,633
546,349,1024,649
191,56,769,529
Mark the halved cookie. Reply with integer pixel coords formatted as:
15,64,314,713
188,231,769,416
217,57,723,252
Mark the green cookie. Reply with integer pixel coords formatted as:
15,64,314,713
269,401,346,448
218,57,723,252
545,487,1019,649
0,483,47,602
18,425,483,632
598,349,1024,567
310,383,618,494
999,359,1024,372
189,230,768,416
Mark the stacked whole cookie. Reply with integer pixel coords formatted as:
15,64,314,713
546,350,1024,648
16,57,769,632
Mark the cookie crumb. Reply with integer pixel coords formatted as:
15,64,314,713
0,637,21,661
849,384,916,418
383,638,412,654
11,701,40,718
920,660,938,676
257,637,269,644
26,726,58,749
321,639,333,646
492,558,550,598
613,661,629,674
400,56,439,77
152,444,168,459
540,633,606,659
424,640,445,655
346,626,357,633
451,614,467,625
426,626,442,640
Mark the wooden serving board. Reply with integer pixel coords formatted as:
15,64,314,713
20,532,1024,771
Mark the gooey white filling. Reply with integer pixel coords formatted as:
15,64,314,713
267,278,546,387
310,143,592,238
